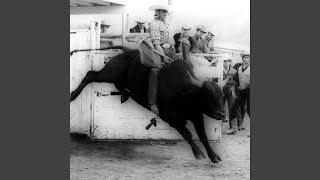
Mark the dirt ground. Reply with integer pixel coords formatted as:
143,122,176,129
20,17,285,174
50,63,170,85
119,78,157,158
70,115,250,180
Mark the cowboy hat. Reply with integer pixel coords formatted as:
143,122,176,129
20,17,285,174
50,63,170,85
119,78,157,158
207,27,215,36
240,51,250,58
135,17,147,24
181,24,191,30
196,25,207,33
101,20,111,28
149,5,172,11
149,0,172,11
222,54,232,62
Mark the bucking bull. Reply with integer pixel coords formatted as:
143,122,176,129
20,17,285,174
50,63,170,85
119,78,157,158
70,43,226,163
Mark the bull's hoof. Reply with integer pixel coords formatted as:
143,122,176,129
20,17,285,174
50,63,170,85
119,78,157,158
194,151,206,159
70,92,76,102
210,155,222,163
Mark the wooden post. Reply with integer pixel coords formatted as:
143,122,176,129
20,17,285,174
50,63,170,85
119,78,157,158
126,14,129,34
122,14,125,46
96,21,101,49
90,21,95,50
89,21,96,139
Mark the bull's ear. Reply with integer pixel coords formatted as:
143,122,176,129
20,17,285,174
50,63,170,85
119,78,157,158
187,71,203,88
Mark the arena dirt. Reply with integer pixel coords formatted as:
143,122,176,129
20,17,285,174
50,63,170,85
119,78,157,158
70,115,250,180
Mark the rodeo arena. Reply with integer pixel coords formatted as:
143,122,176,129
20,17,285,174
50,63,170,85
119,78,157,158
70,0,250,179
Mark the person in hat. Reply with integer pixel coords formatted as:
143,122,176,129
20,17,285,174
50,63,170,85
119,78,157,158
191,25,207,54
188,25,214,68
232,61,247,127
100,20,111,33
218,55,242,127
173,24,195,53
100,20,114,49
138,2,178,115
202,28,216,61
130,18,148,33
227,51,250,134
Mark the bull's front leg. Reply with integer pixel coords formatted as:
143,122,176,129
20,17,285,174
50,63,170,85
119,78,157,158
161,111,205,159
192,114,222,163
176,125,206,159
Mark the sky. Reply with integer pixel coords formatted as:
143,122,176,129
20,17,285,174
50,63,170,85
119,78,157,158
70,0,250,51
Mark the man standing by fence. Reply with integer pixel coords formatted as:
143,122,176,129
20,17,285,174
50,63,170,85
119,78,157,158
227,51,250,134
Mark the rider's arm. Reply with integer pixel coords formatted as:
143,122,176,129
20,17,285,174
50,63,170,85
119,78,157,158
154,44,165,56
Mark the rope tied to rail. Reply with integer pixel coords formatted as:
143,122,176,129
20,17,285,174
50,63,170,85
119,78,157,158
70,46,130,57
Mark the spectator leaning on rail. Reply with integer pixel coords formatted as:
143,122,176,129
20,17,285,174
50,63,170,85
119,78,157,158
189,25,213,68
191,25,207,54
227,51,251,135
130,17,148,33
173,24,195,54
137,1,178,115
202,27,216,62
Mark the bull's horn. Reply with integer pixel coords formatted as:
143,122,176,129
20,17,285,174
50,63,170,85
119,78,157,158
182,41,194,69
188,71,203,88
217,81,224,90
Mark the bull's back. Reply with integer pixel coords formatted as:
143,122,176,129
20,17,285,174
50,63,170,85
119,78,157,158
99,49,140,82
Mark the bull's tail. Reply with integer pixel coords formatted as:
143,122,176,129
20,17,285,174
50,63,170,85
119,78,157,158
70,46,131,57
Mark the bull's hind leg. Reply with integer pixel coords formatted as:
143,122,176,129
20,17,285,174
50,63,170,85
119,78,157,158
192,114,222,163
70,69,115,101
70,71,99,101
70,50,136,102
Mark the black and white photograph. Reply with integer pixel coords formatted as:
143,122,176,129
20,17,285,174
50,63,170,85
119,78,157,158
70,0,250,179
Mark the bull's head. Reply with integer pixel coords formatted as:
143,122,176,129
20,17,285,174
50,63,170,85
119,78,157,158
189,72,226,120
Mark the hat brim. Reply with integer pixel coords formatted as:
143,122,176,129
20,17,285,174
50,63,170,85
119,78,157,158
200,29,207,33
149,5,172,11
101,24,111,27
241,53,250,57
